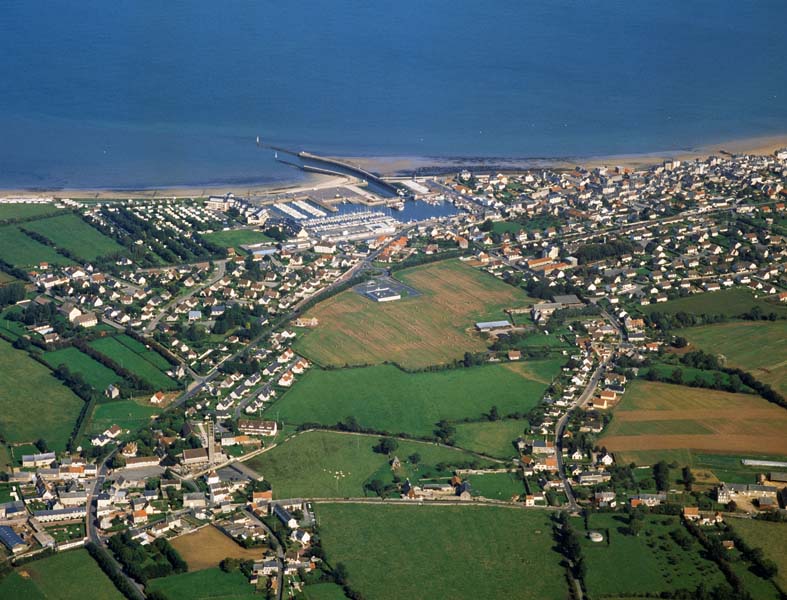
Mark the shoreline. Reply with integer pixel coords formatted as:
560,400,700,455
2,133,786,200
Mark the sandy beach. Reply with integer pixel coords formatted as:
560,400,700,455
2,133,786,200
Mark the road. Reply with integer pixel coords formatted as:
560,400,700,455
245,508,284,600
143,259,227,333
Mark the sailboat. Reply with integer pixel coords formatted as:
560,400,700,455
256,135,261,147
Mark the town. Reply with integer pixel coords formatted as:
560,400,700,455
1,146,787,600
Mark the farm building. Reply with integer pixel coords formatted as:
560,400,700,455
365,286,401,302
475,320,511,331
0,525,26,554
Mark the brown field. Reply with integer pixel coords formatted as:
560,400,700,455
294,259,535,369
600,381,787,457
170,525,266,571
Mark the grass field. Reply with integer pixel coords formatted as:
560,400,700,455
89,335,177,390
315,504,567,600
244,430,495,499
599,381,787,463
0,224,75,268
729,519,787,593
0,549,123,600
641,287,787,318
682,320,787,396
581,513,725,597
171,526,266,571
24,213,124,261
301,583,347,600
294,259,537,369
452,419,527,458
466,471,524,500
0,339,83,450
88,399,161,435
267,360,560,438
0,203,63,221
146,567,259,600
202,229,274,248
42,347,122,390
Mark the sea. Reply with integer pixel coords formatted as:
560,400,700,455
1,0,786,190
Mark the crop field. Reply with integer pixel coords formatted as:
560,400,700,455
24,213,124,261
294,259,537,369
42,347,122,390
147,567,259,600
0,549,123,600
244,430,495,499
581,513,725,597
171,525,266,571
315,504,566,600
730,519,787,593
452,419,527,458
682,320,787,395
0,224,75,268
89,335,177,390
267,360,559,438
600,380,787,462
641,287,787,318
0,203,63,221
202,228,274,248
0,339,83,450
88,399,161,435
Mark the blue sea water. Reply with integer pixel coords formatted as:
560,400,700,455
1,0,786,189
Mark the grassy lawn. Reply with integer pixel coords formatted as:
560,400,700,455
0,203,63,221
0,224,75,268
315,504,566,600
466,471,524,500
0,549,124,600
641,288,787,318
582,513,725,597
24,213,124,261
88,399,161,435
146,567,259,600
294,259,537,369
452,419,527,458
0,339,84,450
301,583,347,600
42,347,122,390
244,430,495,499
682,320,787,396
600,381,787,461
202,228,274,248
89,335,177,390
729,519,787,594
267,361,560,438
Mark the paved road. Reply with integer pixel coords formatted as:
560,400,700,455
245,508,284,600
143,259,227,333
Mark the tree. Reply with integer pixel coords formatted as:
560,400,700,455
375,438,398,455
34,438,49,453
333,562,349,585
628,514,644,537
479,219,494,232
672,336,688,348
408,453,421,465
488,405,500,421
653,460,670,492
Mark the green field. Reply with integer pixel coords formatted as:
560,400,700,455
466,471,525,500
202,228,274,248
146,567,259,600
88,399,161,435
730,519,787,594
24,213,124,261
267,360,560,438
0,549,123,600
244,430,494,499
89,335,177,390
683,320,787,396
42,347,122,390
0,203,63,221
0,225,75,268
452,419,527,458
642,287,787,318
315,504,567,600
582,513,726,597
301,583,347,600
0,339,84,450
294,259,538,369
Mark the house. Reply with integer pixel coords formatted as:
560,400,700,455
290,529,311,546
273,504,298,529
682,506,700,521
22,452,57,468
150,391,165,405
123,456,160,469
